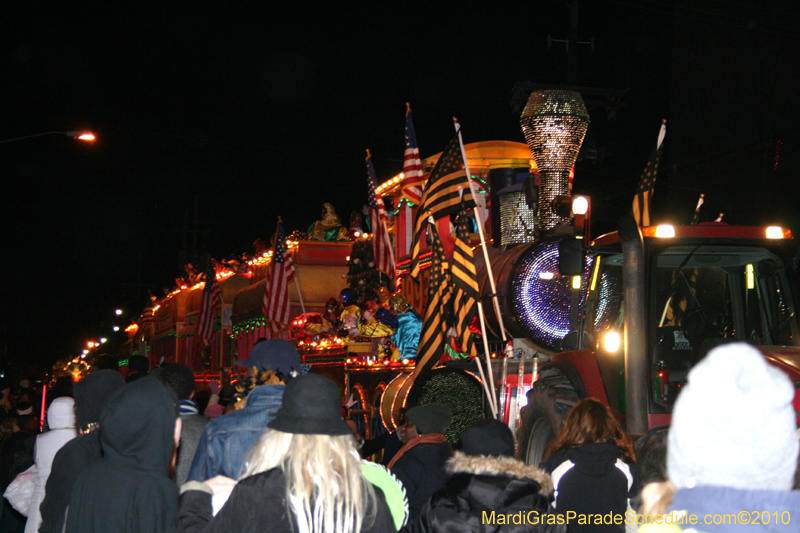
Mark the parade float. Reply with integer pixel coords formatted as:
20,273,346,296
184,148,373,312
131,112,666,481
110,137,539,444
111,93,800,461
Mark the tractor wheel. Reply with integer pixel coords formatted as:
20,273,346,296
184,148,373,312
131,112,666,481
517,367,580,466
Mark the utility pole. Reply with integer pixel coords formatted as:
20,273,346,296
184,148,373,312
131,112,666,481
514,0,626,127
567,0,579,85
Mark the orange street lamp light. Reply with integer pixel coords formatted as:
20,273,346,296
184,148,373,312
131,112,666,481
0,130,96,145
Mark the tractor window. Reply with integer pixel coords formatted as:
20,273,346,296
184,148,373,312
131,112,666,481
745,259,796,346
650,246,799,411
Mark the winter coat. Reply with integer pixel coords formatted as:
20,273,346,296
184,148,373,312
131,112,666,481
178,466,397,533
406,452,567,533
39,369,124,533
24,397,78,533
187,384,284,482
38,431,101,533
175,412,209,486
361,460,409,530
542,442,641,533
390,439,452,519
65,378,180,533
638,485,800,533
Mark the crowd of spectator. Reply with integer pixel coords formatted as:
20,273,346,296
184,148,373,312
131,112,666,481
0,341,797,532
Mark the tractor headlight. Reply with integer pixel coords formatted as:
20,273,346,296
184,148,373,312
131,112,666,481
604,331,621,353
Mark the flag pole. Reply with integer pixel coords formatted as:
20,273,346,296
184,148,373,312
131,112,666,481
456,187,498,418
293,276,307,318
382,222,396,277
286,237,307,319
453,118,502,409
476,301,498,418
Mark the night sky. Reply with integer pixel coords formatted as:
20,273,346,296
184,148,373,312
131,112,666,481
1,2,797,375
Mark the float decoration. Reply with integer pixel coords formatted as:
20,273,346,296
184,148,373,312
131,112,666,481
307,203,349,242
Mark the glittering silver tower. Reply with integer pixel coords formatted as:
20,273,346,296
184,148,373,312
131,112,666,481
520,90,589,231
498,184,536,245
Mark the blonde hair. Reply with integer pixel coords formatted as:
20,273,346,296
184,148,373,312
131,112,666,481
243,429,377,533
639,481,677,518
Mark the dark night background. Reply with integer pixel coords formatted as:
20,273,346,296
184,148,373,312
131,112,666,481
1,1,798,377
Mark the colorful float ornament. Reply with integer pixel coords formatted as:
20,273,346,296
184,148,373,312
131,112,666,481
345,356,415,369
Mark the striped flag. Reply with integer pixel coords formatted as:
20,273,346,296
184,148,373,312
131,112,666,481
409,129,475,279
449,211,479,357
413,223,452,379
262,218,296,336
366,150,395,277
401,103,424,205
197,264,222,347
632,120,666,227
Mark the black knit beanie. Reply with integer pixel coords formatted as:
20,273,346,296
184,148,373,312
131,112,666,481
461,419,515,458
405,403,452,435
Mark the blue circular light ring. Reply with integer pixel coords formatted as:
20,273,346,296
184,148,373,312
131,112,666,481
511,241,572,349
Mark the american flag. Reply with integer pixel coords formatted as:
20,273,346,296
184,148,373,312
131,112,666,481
366,150,395,277
449,211,479,358
196,264,222,347
632,120,666,227
402,103,424,205
262,218,296,336
413,222,452,379
409,129,475,279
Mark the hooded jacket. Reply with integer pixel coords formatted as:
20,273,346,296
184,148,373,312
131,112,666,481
65,377,180,533
25,397,78,533
542,442,641,533
407,452,565,533
39,369,125,533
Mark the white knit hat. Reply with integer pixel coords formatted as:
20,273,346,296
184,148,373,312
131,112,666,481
667,343,798,490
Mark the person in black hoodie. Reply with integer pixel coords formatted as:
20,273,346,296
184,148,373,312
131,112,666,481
65,377,181,533
408,419,565,533
541,398,641,533
39,369,125,533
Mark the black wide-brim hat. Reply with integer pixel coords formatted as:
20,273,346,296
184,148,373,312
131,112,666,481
268,373,351,436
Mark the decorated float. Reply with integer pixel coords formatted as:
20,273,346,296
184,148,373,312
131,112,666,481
106,137,539,445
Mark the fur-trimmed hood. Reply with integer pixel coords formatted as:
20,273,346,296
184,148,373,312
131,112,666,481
446,452,554,496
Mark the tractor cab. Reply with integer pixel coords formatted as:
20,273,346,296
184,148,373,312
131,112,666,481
582,224,800,423
500,221,800,466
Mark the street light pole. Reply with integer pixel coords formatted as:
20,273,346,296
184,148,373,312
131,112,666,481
0,131,95,145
